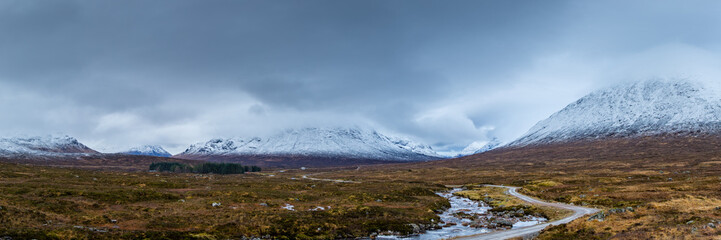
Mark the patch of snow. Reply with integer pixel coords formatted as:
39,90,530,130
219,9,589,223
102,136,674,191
281,203,295,211
310,206,326,211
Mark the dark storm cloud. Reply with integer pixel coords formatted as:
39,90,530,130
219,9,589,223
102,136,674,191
1,0,720,154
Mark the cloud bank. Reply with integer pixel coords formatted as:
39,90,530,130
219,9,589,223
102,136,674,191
1,0,720,153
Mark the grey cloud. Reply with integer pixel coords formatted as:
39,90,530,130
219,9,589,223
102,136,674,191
1,0,720,153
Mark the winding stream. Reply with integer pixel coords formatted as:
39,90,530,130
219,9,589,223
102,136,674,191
378,188,545,240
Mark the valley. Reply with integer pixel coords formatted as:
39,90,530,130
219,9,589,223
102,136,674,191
4,80,721,239
3,1,718,239
3,135,721,239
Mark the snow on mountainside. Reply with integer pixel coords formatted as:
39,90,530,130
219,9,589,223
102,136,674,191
456,138,502,157
177,127,441,161
0,135,98,157
120,145,172,157
509,79,721,147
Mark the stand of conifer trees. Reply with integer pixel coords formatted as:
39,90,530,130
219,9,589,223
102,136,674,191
149,162,260,174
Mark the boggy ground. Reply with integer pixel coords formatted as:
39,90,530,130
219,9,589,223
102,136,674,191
4,135,721,239
320,135,721,239
0,162,448,239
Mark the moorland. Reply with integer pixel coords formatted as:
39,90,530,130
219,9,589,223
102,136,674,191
2,135,721,239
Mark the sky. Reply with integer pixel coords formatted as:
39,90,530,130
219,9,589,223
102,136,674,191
1,0,721,154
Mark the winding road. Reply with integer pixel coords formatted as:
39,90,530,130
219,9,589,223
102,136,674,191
454,185,599,240
300,174,359,183
291,173,597,239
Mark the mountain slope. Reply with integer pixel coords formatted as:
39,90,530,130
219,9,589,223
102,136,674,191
175,127,441,167
120,145,172,157
456,138,502,157
508,79,721,147
0,135,98,157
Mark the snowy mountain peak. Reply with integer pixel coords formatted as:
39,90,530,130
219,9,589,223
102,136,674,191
178,127,441,161
0,135,97,157
509,79,721,147
458,138,502,157
121,145,172,157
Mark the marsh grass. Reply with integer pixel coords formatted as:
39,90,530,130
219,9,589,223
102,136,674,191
0,162,447,239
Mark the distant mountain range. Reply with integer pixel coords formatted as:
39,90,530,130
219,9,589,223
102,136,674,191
7,79,714,167
174,127,442,167
119,145,172,157
508,79,721,147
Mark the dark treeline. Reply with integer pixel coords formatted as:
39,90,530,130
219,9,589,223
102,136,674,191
149,162,261,174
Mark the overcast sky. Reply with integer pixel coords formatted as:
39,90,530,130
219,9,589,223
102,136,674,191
2,0,721,154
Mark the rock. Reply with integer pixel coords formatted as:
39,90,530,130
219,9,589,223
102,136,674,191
408,223,421,233
588,211,606,221
609,208,626,214
626,207,634,212
492,219,514,227
708,223,717,228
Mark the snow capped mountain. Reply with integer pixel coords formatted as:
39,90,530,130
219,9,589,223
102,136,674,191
509,79,721,147
120,145,172,157
177,127,441,161
456,138,502,157
0,135,97,157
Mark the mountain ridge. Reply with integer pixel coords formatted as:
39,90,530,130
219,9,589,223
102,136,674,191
120,145,172,157
508,79,721,147
0,135,98,158
174,127,442,167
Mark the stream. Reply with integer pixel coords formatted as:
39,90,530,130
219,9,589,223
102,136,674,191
378,188,545,240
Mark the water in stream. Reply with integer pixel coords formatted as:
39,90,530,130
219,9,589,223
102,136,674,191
378,188,544,240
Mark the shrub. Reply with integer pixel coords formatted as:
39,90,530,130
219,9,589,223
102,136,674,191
149,162,261,174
